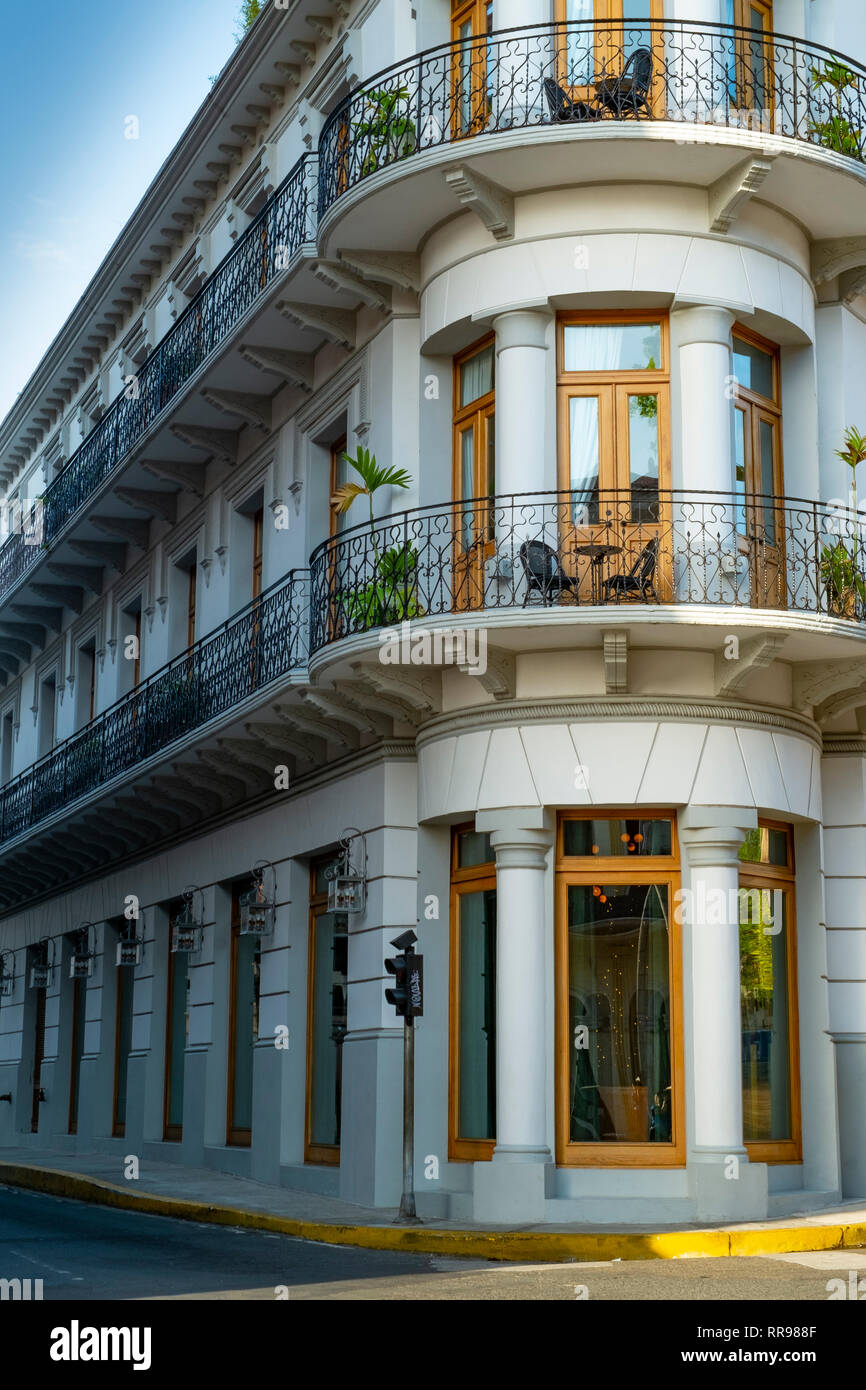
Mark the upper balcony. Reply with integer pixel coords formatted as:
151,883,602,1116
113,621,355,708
309,487,866,672
316,18,866,256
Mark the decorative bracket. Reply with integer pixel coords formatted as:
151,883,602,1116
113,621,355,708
715,632,787,697
444,166,514,241
708,157,774,235
603,631,628,694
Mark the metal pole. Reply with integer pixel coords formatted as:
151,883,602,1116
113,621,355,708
397,1015,421,1223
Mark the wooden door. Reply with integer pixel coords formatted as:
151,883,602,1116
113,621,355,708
451,0,493,139
731,0,775,131
555,0,664,116
453,337,495,612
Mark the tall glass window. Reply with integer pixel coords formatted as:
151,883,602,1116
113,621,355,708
738,821,800,1162
113,942,135,1138
164,920,190,1142
450,827,497,1160
227,887,262,1147
557,813,683,1164
306,859,349,1163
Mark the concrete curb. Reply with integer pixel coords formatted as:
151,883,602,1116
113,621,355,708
2,1162,864,1263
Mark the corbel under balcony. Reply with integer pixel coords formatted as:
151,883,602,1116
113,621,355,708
113,487,178,524
794,657,866,725
812,236,866,304
170,423,240,464
714,631,787,697
338,249,421,294
312,260,391,311
141,459,207,495
276,300,356,349
603,630,628,694
201,388,272,432
444,166,514,242
239,344,316,391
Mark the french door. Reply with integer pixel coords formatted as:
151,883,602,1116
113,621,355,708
554,0,664,115
728,0,775,129
453,336,495,612
557,314,670,603
731,326,785,609
451,0,493,139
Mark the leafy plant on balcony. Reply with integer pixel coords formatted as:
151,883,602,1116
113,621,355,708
355,87,417,176
820,426,866,617
332,446,423,630
809,57,863,157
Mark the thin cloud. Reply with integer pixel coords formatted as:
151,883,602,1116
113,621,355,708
15,237,73,266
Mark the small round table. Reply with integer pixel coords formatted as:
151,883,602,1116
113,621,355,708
573,542,623,604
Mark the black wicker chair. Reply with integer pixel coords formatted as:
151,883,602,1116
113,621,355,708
518,539,577,606
602,536,659,603
594,46,654,118
543,76,600,123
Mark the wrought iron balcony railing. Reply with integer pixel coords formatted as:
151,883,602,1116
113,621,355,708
0,153,317,605
319,19,866,214
0,569,309,846
309,488,866,651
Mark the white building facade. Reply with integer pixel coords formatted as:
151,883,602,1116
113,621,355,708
0,0,864,1224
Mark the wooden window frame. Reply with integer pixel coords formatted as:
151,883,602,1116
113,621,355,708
555,810,685,1167
329,435,349,540
738,818,801,1165
450,0,494,139
449,822,497,1162
305,860,346,1165
731,322,785,605
187,564,197,651
452,334,496,503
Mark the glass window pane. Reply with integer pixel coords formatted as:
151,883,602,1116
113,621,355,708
569,396,600,524
739,826,790,867
733,337,775,399
564,324,661,373
231,932,260,1133
732,406,747,533
563,817,672,857
568,882,672,1144
628,393,659,521
309,911,348,1148
314,857,342,895
114,963,134,1129
457,888,497,1140
460,345,494,406
740,889,791,1141
166,949,189,1130
758,420,777,542
457,829,493,868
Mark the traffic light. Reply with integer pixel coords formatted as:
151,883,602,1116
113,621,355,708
384,929,423,1020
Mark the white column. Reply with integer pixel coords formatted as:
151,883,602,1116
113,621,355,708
672,304,737,603
674,304,735,495
492,309,553,590
473,809,554,1222
679,806,767,1221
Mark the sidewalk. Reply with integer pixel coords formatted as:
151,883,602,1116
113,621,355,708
1,1147,864,1263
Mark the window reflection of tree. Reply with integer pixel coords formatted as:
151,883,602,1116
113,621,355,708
570,989,613,1141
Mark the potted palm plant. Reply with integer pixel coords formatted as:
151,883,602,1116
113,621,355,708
820,426,866,617
809,56,863,157
331,446,423,631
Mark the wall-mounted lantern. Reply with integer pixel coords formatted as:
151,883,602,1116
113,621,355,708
116,918,143,967
69,923,95,979
239,861,276,936
171,887,204,954
0,949,15,997
325,828,367,914
29,938,56,990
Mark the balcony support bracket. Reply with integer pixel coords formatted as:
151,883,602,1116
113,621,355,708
715,631,787,697
708,157,774,235
444,165,514,242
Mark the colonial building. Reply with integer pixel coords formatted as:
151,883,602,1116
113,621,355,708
0,0,864,1224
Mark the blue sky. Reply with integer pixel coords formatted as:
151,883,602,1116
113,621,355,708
0,0,248,424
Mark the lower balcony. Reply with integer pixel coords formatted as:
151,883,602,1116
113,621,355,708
309,488,866,653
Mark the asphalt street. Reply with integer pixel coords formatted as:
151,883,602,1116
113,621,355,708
1,1184,865,1301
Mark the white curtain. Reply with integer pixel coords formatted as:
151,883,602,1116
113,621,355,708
566,0,595,86
567,324,625,519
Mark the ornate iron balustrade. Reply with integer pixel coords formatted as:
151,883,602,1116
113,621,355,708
0,153,317,604
319,19,866,214
309,488,866,651
0,570,310,846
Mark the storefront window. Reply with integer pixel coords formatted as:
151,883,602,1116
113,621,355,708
557,812,684,1164
738,821,800,1161
306,858,348,1163
450,826,497,1160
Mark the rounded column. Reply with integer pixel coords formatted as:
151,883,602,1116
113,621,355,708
679,806,767,1221
492,309,553,588
473,810,554,1223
